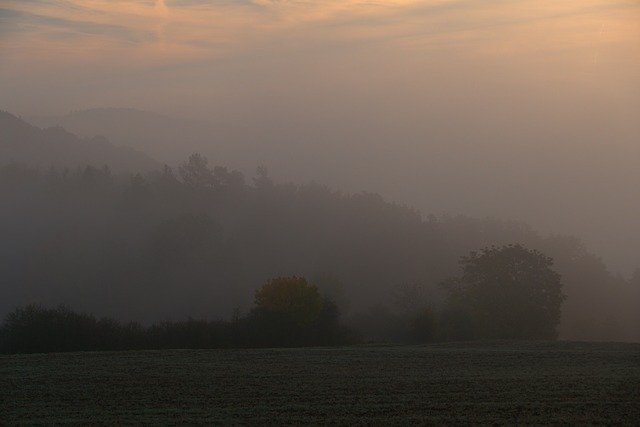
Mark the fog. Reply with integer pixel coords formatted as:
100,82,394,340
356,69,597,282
1,1,639,342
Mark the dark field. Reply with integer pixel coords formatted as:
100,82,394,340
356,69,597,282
2,342,639,424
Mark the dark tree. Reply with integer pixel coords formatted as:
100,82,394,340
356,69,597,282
441,244,565,340
248,276,350,347
179,153,214,187
212,166,245,188
253,276,323,327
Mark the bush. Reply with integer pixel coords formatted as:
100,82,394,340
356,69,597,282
247,277,353,347
0,277,355,354
0,304,144,354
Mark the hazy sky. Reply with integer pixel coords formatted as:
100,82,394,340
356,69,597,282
1,0,640,274
1,0,638,116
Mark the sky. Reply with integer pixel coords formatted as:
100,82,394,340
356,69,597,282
1,0,640,274
1,0,638,116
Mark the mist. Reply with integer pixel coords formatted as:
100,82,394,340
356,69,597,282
1,0,639,342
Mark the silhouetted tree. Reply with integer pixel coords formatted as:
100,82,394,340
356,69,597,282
441,244,565,340
212,166,245,188
253,165,273,188
248,276,349,347
179,153,214,187
253,276,323,326
0,304,145,354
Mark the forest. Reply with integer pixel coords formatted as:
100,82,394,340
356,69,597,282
1,153,638,348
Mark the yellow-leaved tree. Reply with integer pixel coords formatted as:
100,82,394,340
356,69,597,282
254,276,323,326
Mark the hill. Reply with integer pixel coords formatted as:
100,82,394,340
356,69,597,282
0,111,158,172
29,108,216,164
27,108,640,278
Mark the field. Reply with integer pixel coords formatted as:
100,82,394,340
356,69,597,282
2,341,639,424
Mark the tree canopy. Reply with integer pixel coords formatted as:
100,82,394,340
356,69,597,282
254,276,323,326
441,244,565,340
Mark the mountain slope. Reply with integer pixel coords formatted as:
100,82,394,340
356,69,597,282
30,108,216,164
1,111,159,172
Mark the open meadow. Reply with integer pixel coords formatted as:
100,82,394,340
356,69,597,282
1,341,639,424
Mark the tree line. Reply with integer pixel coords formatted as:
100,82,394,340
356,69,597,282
0,154,638,343
0,277,352,354
1,245,566,354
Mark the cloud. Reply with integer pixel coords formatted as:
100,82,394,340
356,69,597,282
0,7,152,42
0,0,638,115
2,0,638,61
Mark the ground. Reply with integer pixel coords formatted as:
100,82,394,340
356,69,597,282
1,341,639,424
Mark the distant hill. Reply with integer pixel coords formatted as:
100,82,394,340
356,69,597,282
30,108,218,164
0,111,159,172
24,108,640,278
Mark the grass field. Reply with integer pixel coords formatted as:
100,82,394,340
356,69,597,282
1,341,639,424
